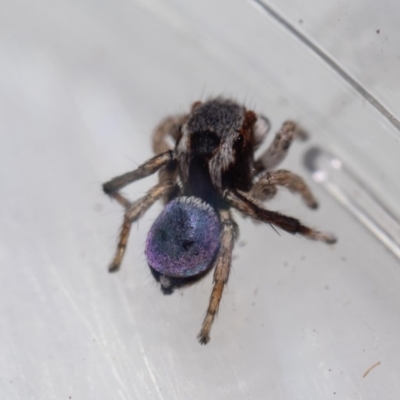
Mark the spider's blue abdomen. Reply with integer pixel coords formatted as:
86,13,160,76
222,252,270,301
145,197,221,278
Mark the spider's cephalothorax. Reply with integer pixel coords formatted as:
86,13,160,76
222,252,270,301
177,99,256,201
103,97,336,344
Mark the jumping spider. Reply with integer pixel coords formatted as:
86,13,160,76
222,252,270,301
103,98,336,344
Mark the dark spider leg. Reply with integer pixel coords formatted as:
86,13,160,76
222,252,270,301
109,180,178,272
254,121,305,174
226,190,336,244
250,169,318,209
198,210,235,344
103,151,174,196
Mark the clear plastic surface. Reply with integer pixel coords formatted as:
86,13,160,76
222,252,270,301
1,1,399,399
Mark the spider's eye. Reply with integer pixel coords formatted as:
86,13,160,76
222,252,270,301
235,134,243,144
235,133,248,150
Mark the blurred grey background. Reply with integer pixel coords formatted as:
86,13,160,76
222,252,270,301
1,0,400,399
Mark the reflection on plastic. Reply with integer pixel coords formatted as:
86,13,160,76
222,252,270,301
304,146,400,260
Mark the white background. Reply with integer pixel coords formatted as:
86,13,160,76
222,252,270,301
1,1,400,399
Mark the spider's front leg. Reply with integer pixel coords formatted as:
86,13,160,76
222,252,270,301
152,114,186,154
198,210,236,345
250,169,318,209
103,151,174,203
254,121,307,174
152,115,186,203
226,190,336,244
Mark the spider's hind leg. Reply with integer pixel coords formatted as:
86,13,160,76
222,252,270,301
198,209,236,345
226,190,336,244
108,180,178,272
103,147,179,272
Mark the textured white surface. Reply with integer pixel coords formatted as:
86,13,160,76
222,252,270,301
1,1,400,399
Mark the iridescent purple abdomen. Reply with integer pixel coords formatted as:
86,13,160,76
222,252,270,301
145,197,221,277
